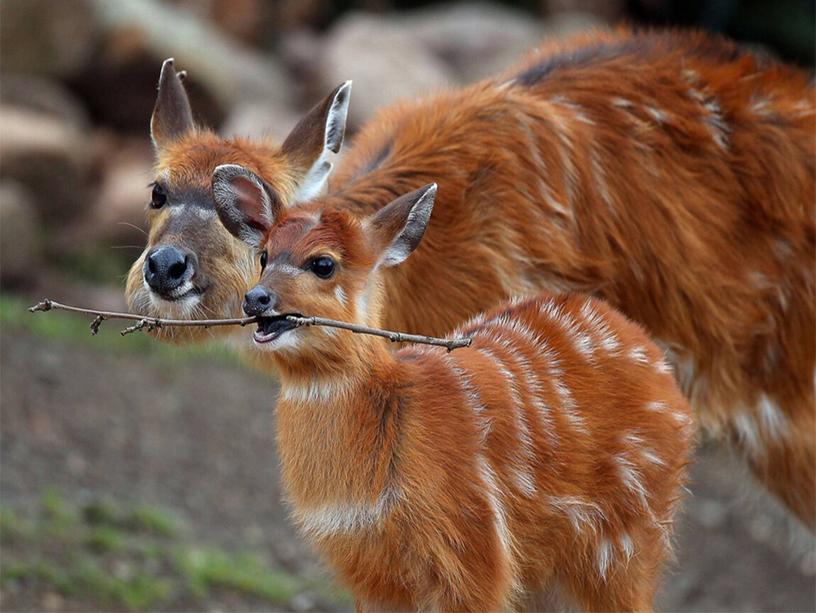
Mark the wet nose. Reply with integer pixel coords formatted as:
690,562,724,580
144,246,194,296
243,286,277,317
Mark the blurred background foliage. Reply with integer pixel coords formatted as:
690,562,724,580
1,1,814,611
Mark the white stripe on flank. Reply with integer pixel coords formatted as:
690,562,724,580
547,107,577,209
629,346,649,364
623,432,666,467
597,538,613,580
295,486,400,537
548,496,606,535
591,149,615,212
442,353,491,442
578,300,621,354
481,318,560,449
550,95,595,125
615,452,649,509
733,411,763,458
478,344,537,497
538,301,596,362
477,455,512,561
646,106,668,123
620,532,635,563
756,394,790,443
653,357,673,375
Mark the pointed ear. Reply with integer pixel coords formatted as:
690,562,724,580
281,81,352,202
212,164,279,248
150,58,194,151
367,184,437,267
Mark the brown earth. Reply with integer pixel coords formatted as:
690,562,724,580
1,319,814,612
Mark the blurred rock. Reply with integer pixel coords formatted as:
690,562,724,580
75,0,293,130
400,2,546,83
0,74,90,130
222,102,302,143
319,13,453,128
0,106,90,223
0,0,99,78
542,11,607,39
0,182,42,286
71,138,153,249
543,0,624,23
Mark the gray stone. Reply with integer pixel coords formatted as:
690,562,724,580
319,13,453,128
0,182,42,286
0,106,90,223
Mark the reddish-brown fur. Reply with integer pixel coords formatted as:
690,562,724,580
229,196,693,611
126,29,815,528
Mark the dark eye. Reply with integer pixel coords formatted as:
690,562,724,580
150,183,167,209
309,256,335,279
259,250,268,271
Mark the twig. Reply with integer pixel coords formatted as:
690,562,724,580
287,315,471,350
28,299,471,351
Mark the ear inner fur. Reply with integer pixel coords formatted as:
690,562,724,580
212,164,278,248
369,183,437,268
282,81,352,202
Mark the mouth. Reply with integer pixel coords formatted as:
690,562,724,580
253,314,301,344
148,281,206,304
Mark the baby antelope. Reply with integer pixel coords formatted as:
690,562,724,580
212,170,693,611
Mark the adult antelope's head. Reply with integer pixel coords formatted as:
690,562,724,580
125,58,351,343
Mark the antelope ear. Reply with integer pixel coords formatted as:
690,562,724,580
281,81,352,202
212,164,278,248
368,183,437,267
150,58,194,151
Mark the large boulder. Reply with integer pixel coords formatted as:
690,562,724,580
71,0,293,130
222,102,303,143
0,182,42,287
0,106,90,223
0,74,90,130
81,137,153,248
399,2,546,83
318,13,453,128
0,0,98,78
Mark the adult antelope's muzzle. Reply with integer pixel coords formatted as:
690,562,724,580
143,245,196,299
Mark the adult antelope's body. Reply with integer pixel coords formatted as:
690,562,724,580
209,178,693,611
127,30,815,527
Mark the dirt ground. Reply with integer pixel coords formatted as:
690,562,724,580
1,317,814,612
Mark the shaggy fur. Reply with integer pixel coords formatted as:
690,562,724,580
126,29,815,528
219,190,693,610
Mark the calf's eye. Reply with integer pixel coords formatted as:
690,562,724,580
309,256,335,279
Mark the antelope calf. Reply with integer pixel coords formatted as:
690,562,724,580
126,30,815,528
210,176,693,611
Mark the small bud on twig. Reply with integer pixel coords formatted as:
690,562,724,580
27,299,472,351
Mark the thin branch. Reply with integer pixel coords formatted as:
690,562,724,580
28,299,472,351
287,315,471,350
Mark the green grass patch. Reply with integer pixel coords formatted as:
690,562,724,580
1,490,318,611
0,506,34,540
125,504,178,537
82,499,178,537
85,526,127,553
177,548,301,603
53,243,134,286
0,292,245,368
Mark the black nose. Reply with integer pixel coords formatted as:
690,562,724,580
243,286,277,317
144,246,194,296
